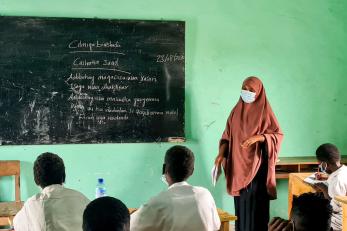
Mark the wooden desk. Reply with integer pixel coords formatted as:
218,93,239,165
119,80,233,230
335,196,347,231
288,173,347,230
217,208,237,231
276,156,347,179
129,208,237,231
288,173,316,216
0,201,22,228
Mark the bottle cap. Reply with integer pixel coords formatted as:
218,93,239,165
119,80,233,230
98,178,104,184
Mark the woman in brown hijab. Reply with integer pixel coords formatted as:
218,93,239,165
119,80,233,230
215,77,283,231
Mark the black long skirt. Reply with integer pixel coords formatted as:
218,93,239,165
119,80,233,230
234,152,270,231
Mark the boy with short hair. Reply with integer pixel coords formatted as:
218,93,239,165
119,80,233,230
130,145,221,231
314,143,347,231
14,152,90,231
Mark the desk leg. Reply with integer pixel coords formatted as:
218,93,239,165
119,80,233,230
342,204,347,231
219,221,229,231
288,175,293,218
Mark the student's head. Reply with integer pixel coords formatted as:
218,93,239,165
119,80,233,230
315,143,341,174
163,145,194,185
34,152,66,188
83,196,130,231
290,193,332,231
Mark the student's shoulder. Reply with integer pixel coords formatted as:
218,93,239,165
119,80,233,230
341,165,347,173
22,192,44,207
147,190,171,205
192,185,212,194
138,190,176,213
62,187,90,201
337,165,347,179
337,165,347,180
192,186,214,198
134,191,171,216
27,193,42,202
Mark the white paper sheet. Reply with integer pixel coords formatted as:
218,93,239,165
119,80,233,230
211,164,222,187
304,173,328,186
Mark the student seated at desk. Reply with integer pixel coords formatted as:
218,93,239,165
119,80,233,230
14,152,90,231
314,143,347,231
269,192,332,231
130,145,221,231
83,196,130,231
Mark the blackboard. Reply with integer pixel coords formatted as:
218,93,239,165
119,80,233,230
0,16,185,144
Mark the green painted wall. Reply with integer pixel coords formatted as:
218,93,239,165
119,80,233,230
1,0,347,219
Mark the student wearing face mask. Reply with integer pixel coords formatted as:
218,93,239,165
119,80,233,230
314,143,347,231
214,76,283,231
130,145,221,231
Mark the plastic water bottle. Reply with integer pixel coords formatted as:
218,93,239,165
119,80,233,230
95,178,107,198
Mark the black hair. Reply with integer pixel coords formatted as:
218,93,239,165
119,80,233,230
164,145,195,182
291,193,332,231
83,196,130,231
316,143,341,164
33,152,66,188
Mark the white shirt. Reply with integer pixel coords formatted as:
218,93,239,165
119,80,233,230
327,165,347,231
14,184,90,231
130,181,221,231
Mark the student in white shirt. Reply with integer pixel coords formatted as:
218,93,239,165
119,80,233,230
314,143,347,231
130,145,221,231
14,152,90,231
83,196,130,231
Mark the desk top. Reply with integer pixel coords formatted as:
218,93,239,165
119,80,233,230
335,196,347,205
0,202,23,216
217,208,237,222
289,172,313,180
288,172,317,195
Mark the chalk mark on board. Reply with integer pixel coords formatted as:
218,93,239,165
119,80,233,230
51,92,58,99
69,50,125,55
29,100,36,113
164,64,171,101
71,67,131,75
204,120,216,130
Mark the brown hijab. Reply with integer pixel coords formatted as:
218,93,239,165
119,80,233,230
220,77,283,199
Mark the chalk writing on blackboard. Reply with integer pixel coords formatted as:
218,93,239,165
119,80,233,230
0,16,185,144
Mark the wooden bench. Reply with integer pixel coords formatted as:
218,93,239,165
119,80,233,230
0,161,23,227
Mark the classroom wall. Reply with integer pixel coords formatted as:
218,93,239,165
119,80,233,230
1,0,347,219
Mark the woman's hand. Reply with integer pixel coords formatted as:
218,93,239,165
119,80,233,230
241,135,265,148
215,142,228,166
214,154,224,167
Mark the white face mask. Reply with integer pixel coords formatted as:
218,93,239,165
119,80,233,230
161,174,169,186
241,90,256,103
319,162,327,173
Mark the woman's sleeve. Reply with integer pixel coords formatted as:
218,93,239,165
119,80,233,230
263,131,283,162
263,113,284,199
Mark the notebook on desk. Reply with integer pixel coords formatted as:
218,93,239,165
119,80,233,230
304,173,328,186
